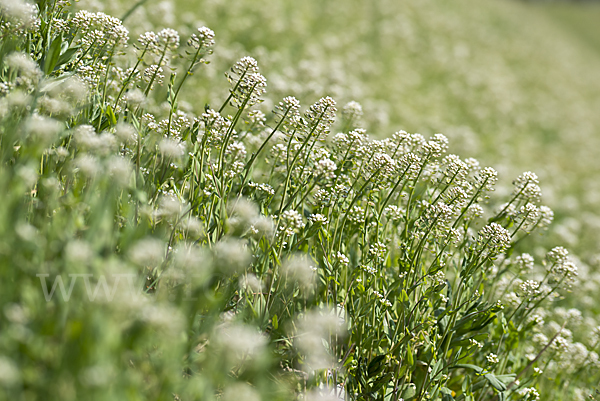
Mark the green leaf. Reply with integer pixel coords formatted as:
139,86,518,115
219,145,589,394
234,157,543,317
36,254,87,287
440,387,455,401
431,358,443,377
105,105,117,126
367,355,386,377
484,373,507,391
450,364,484,374
56,46,80,68
401,384,416,400
495,374,516,385
406,343,414,366
272,314,278,329
371,372,392,392
44,35,62,75
167,73,177,106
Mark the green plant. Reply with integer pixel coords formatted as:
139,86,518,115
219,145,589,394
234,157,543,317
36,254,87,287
0,1,598,400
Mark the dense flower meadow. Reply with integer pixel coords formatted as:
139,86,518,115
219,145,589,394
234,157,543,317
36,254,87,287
0,1,599,400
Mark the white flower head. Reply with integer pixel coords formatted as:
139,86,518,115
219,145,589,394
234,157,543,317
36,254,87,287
514,253,535,271
295,309,345,371
0,357,20,387
188,26,215,49
477,222,511,256
486,353,499,364
517,387,540,401
157,28,180,50
283,254,317,292
342,100,363,122
129,238,165,268
214,321,267,361
278,209,304,236
513,171,542,203
124,89,146,107
335,252,350,267
212,238,251,274
115,123,138,145
107,156,132,187
0,0,38,27
158,138,185,158
6,52,41,80
24,114,62,146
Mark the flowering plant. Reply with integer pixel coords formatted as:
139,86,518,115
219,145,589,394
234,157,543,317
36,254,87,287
0,1,598,400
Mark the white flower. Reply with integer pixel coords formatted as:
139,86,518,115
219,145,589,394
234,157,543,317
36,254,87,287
283,254,317,292
221,383,261,401
475,167,498,192
550,260,578,283
226,57,266,107
304,96,337,135
215,321,267,360
0,357,20,386
517,387,540,401
74,154,100,177
477,222,511,255
143,65,164,87
314,157,337,180
538,205,554,228
384,205,404,222
129,238,165,268
342,100,363,121
156,195,183,219
486,353,499,364
519,280,541,297
158,138,185,158
335,252,350,267
421,133,448,158
308,213,329,225
513,171,542,203
239,273,263,293
514,253,535,271
369,242,387,262
212,239,251,274
547,246,569,265
295,309,345,371
107,156,132,187
124,89,146,107
6,52,41,79
24,115,62,145
188,26,215,49
0,0,38,27
278,210,305,236
74,125,116,155
157,28,180,49
138,31,159,50
115,123,138,144
441,154,468,182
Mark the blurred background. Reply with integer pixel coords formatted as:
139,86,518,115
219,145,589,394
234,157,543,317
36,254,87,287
85,0,600,263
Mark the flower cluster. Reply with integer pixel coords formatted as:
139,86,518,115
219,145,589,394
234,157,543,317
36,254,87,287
0,4,593,401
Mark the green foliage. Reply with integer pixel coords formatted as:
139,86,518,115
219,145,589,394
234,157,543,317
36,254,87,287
0,1,598,401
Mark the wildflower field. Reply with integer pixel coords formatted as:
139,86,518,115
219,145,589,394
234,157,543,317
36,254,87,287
1,0,599,400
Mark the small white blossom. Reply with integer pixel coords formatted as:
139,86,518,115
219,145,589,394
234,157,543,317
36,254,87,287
369,242,387,262
486,353,499,364
188,26,215,49
279,210,305,236
342,100,363,122
308,213,329,225
517,387,540,401
477,222,511,256
335,252,350,267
